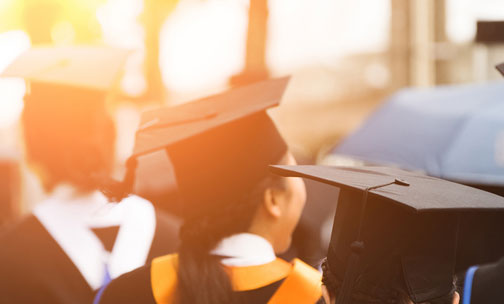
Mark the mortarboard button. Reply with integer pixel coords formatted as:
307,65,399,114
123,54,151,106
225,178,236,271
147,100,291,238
394,178,409,186
495,62,504,77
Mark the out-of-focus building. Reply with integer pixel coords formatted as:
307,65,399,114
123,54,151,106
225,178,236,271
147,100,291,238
1,0,504,217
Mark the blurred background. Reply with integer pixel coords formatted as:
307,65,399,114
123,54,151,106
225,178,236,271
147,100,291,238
1,0,504,263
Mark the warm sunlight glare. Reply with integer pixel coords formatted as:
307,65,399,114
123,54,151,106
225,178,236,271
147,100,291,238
97,0,146,96
159,0,247,93
0,30,30,129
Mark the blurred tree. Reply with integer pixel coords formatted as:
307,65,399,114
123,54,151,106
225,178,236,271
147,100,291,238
0,0,24,32
139,0,178,102
22,1,59,44
230,0,269,86
0,0,103,45
389,0,410,89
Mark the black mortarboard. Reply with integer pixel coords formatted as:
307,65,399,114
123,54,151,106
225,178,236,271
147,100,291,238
476,21,504,44
270,165,504,304
455,211,504,276
495,63,504,77
1,45,130,107
1,46,130,192
127,77,290,218
2,45,129,93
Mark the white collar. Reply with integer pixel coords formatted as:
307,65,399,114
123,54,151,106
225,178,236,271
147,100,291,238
210,233,276,267
33,185,156,290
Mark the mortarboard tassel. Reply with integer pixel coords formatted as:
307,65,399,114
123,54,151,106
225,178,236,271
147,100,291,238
335,240,365,304
100,157,137,202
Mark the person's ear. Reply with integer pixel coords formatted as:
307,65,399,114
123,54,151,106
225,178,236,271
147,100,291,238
263,187,282,218
452,291,460,304
322,285,334,304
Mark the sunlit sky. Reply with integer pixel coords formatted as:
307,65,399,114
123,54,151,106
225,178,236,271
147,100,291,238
99,0,390,93
1,0,504,129
446,0,504,42
0,0,390,128
0,31,29,129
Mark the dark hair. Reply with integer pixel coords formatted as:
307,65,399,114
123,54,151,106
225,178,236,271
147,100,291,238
22,91,116,193
321,259,456,304
175,155,289,304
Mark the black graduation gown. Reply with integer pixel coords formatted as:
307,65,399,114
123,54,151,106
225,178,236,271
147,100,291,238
465,256,504,304
96,253,322,304
97,264,287,304
0,208,179,304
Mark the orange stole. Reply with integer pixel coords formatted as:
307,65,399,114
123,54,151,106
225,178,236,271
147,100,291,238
150,254,322,304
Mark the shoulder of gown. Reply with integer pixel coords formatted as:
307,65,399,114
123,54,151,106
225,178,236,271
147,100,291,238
98,263,156,304
0,215,93,304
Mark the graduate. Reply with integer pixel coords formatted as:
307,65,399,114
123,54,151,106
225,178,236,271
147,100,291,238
95,77,323,304
462,256,504,304
457,213,504,304
270,165,504,304
460,62,504,304
0,46,179,304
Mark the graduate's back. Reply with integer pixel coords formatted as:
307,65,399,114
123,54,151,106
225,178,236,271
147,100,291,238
0,46,179,304
95,77,323,304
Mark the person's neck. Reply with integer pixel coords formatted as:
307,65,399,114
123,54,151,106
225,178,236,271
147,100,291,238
210,233,276,267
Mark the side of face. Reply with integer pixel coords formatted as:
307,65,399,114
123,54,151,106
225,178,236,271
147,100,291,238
273,163,307,253
249,153,307,254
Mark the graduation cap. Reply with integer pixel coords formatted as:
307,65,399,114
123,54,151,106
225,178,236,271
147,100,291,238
1,46,130,191
123,77,290,217
1,45,130,102
1,45,130,138
455,211,504,278
270,165,504,304
1,46,131,138
1,45,130,90
495,63,504,77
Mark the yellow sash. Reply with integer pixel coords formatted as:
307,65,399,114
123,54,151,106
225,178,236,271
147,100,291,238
150,254,322,304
